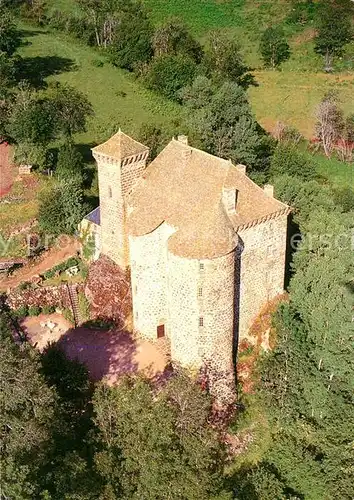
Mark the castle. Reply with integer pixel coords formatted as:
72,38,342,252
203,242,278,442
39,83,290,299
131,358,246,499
81,130,290,404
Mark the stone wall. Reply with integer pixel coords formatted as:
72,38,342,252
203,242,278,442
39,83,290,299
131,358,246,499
95,155,127,268
129,222,175,340
6,283,84,310
168,251,236,405
237,214,288,341
94,152,147,269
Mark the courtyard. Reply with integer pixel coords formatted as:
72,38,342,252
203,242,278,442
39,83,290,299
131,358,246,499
21,313,168,384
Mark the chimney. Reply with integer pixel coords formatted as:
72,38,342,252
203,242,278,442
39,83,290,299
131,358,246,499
222,187,238,214
178,135,188,145
264,184,274,197
236,164,247,174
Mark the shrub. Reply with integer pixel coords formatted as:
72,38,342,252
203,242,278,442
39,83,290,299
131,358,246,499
62,308,74,324
78,292,90,323
92,59,104,68
14,305,28,318
28,305,41,316
18,281,32,291
43,257,80,280
42,305,56,315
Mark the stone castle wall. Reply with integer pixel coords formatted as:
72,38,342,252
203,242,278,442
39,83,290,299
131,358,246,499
129,222,175,341
167,254,201,366
168,251,236,405
95,154,147,269
237,214,288,340
95,156,126,267
121,156,148,196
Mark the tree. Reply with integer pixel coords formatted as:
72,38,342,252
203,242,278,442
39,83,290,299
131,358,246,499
182,79,272,179
256,195,354,498
152,18,203,63
92,374,230,499
109,2,153,70
203,30,256,89
38,179,88,235
0,51,16,98
8,96,57,145
56,141,85,184
260,27,291,69
315,92,344,157
46,83,94,138
144,54,197,100
314,1,352,71
269,143,317,180
336,114,354,162
0,9,21,56
0,309,57,498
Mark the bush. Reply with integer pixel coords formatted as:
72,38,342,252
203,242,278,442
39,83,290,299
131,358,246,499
78,292,90,323
18,281,32,291
43,257,80,280
28,305,41,316
62,308,74,324
144,54,197,100
42,305,56,315
14,305,28,318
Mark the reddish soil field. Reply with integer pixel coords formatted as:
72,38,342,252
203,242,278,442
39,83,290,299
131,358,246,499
21,313,168,383
0,143,14,197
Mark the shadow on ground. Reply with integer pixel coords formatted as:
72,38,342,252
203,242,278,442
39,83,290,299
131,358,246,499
16,55,77,88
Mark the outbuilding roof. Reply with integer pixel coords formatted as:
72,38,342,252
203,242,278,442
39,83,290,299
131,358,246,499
127,138,289,259
85,207,101,225
92,130,149,160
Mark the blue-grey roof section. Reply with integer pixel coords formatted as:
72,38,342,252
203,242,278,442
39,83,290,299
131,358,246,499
85,207,101,225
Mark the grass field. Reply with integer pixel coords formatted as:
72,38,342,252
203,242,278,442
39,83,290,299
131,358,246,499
18,26,183,147
18,23,354,146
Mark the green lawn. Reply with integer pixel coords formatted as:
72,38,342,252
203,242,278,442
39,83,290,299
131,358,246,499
314,153,354,189
18,26,183,147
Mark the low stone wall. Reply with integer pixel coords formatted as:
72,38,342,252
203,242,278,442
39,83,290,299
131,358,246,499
6,283,84,311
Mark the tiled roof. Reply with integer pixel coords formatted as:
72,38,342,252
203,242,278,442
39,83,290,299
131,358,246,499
127,139,289,259
92,130,149,160
85,207,100,225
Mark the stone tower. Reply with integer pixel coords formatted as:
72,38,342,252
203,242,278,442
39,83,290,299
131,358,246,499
92,130,149,269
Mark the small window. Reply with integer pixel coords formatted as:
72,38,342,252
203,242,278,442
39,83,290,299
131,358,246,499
199,263,204,271
108,186,112,198
135,311,138,320
198,287,203,297
157,324,165,338
134,284,138,294
199,317,204,327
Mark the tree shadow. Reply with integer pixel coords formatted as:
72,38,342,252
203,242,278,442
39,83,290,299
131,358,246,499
76,143,96,164
16,55,77,88
18,28,45,42
56,326,140,383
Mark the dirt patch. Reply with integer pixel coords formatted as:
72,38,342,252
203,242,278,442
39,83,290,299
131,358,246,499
0,237,80,291
0,143,14,197
22,313,168,383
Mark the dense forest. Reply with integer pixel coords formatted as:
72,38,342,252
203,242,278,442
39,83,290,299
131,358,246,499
0,0,353,498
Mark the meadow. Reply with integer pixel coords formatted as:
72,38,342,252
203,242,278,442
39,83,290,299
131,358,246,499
18,26,184,147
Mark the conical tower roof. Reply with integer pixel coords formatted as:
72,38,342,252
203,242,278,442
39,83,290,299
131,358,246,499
92,129,148,160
